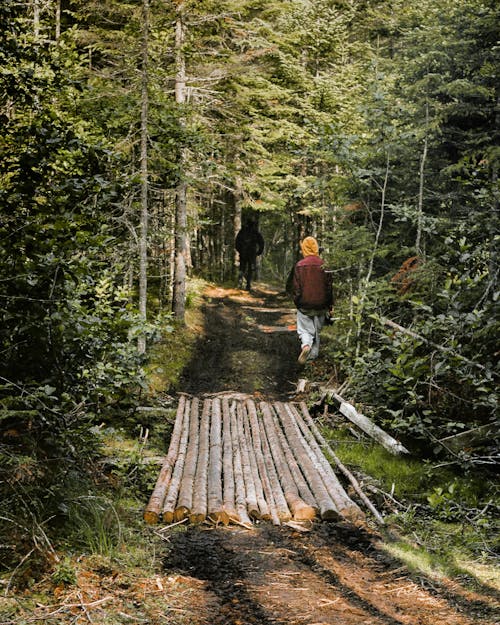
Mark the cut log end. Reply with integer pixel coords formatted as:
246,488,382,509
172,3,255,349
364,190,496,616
208,510,230,526
189,512,206,525
320,508,340,521
174,506,189,522
291,505,316,522
162,511,175,524
143,510,159,525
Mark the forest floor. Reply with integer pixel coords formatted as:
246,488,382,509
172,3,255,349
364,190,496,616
2,282,498,625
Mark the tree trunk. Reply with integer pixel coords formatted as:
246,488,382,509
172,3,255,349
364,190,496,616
190,399,211,524
236,403,260,519
138,0,150,354
247,400,286,524
288,403,365,523
222,398,239,522
416,101,429,256
207,398,228,524
259,402,315,521
174,398,200,521
172,3,188,322
329,390,409,455
144,395,186,524
162,398,191,522
275,402,337,520
230,402,253,526
242,403,270,520
299,402,384,524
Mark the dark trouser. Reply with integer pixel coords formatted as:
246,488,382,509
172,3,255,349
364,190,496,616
238,256,255,289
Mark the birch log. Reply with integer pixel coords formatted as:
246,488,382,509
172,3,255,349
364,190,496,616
275,402,337,520
207,398,229,524
236,403,260,519
288,403,365,523
230,402,252,526
174,398,200,521
331,392,409,455
257,409,291,522
222,398,239,522
242,403,270,520
189,399,210,524
260,402,315,521
299,402,385,525
268,403,317,510
162,398,191,522
144,395,186,524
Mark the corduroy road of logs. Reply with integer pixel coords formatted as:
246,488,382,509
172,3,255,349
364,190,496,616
144,395,367,527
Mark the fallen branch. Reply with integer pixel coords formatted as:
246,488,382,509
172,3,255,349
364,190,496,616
327,391,409,455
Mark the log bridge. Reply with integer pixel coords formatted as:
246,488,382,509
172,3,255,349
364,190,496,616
144,395,374,528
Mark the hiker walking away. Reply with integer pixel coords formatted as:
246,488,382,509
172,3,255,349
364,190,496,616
235,219,264,291
291,236,332,364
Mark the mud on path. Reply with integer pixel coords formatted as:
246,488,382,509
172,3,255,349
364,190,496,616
162,283,498,625
180,283,301,398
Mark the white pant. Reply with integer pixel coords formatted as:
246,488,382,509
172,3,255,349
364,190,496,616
296,310,326,359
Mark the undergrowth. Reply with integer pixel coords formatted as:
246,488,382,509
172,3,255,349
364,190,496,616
319,418,499,589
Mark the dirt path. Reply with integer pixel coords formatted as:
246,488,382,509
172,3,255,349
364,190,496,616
180,283,301,398
160,284,498,625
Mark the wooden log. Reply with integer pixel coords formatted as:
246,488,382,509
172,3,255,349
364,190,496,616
207,398,229,525
189,399,211,524
247,401,280,525
255,404,291,522
161,398,191,523
328,391,409,455
144,395,186,524
242,402,270,520
288,403,365,524
299,402,385,525
260,402,315,521
275,402,338,520
268,403,317,510
222,398,239,523
174,398,200,521
236,403,260,519
230,402,253,527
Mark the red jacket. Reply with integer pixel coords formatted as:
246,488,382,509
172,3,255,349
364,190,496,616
292,255,332,310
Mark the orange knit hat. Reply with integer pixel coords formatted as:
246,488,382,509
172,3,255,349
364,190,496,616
300,236,319,257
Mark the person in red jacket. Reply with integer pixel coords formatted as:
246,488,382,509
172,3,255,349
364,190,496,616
291,236,332,364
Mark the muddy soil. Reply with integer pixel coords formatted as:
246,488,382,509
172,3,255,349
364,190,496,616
163,283,499,625
180,283,302,398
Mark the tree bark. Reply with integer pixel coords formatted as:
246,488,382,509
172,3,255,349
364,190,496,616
242,403,270,520
267,403,317,509
162,398,191,522
222,398,239,522
299,402,384,524
236,403,260,519
207,398,228,524
275,402,337,520
144,395,186,524
260,402,315,521
288,403,365,523
172,2,188,322
138,0,150,354
174,398,200,521
190,399,210,523
330,389,409,455
230,402,253,526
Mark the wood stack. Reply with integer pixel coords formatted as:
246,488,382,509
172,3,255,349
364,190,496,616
144,395,368,527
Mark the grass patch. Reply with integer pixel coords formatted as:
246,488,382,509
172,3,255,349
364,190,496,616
146,277,206,395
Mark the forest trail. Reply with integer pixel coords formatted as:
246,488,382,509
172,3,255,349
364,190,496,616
153,283,498,625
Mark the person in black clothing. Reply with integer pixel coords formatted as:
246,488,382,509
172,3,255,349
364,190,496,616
235,219,264,290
